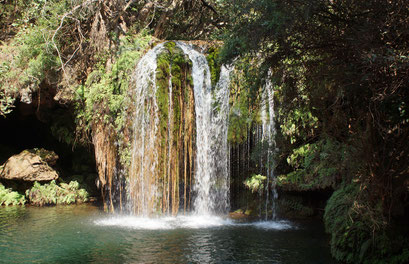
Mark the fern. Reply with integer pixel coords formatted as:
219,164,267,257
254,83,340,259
26,180,89,206
0,184,26,206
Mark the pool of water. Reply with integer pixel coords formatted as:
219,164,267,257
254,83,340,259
0,205,335,263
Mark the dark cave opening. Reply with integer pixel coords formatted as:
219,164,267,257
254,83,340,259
0,102,98,196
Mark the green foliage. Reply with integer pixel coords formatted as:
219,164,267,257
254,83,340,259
324,183,409,264
25,180,88,206
243,174,266,193
78,33,151,127
76,32,152,151
324,183,366,263
0,184,26,206
223,2,409,261
277,196,314,218
0,61,17,116
0,0,82,118
0,1,68,94
227,57,263,144
277,139,352,190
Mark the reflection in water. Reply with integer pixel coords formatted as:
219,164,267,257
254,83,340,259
0,205,335,264
188,232,214,263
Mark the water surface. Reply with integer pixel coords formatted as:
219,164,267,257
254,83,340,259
0,205,335,263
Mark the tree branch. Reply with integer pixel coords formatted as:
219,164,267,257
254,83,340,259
200,0,218,15
52,0,96,76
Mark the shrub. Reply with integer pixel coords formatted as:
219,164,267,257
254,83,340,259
277,196,314,218
0,183,26,206
26,180,88,206
244,174,266,193
324,183,409,264
278,139,353,190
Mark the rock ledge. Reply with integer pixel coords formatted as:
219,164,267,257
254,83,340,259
0,149,59,181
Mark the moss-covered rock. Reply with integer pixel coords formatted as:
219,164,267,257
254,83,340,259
152,41,196,214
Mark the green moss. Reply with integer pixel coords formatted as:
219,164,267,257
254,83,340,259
227,88,252,144
156,41,193,145
156,43,173,151
206,47,222,87
156,50,170,137
27,148,58,164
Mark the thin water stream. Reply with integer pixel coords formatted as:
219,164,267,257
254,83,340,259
0,205,336,264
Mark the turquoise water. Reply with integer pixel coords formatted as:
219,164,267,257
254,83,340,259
0,205,335,263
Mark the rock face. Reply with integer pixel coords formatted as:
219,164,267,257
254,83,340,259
0,149,59,181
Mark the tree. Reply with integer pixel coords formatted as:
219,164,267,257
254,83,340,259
221,0,409,262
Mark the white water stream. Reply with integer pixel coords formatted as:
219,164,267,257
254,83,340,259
129,43,165,215
177,42,232,215
260,73,278,220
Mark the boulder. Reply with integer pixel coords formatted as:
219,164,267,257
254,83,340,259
0,149,59,181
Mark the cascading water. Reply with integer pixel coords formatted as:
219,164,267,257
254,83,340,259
209,65,233,214
176,42,231,215
228,72,278,219
260,74,278,220
128,43,164,216
128,41,231,216
176,42,214,215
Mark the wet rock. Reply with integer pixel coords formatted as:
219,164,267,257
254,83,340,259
0,149,59,181
229,209,258,222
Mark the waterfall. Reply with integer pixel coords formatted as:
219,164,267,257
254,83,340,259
176,42,231,215
210,65,232,214
128,41,231,216
128,43,164,215
260,74,277,220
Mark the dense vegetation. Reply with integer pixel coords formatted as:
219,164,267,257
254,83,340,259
0,183,26,206
26,180,88,206
0,181,88,206
220,1,409,263
0,0,408,263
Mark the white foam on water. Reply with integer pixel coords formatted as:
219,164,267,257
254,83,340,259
176,215,235,229
94,215,235,230
94,215,293,230
249,220,293,230
94,216,172,230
